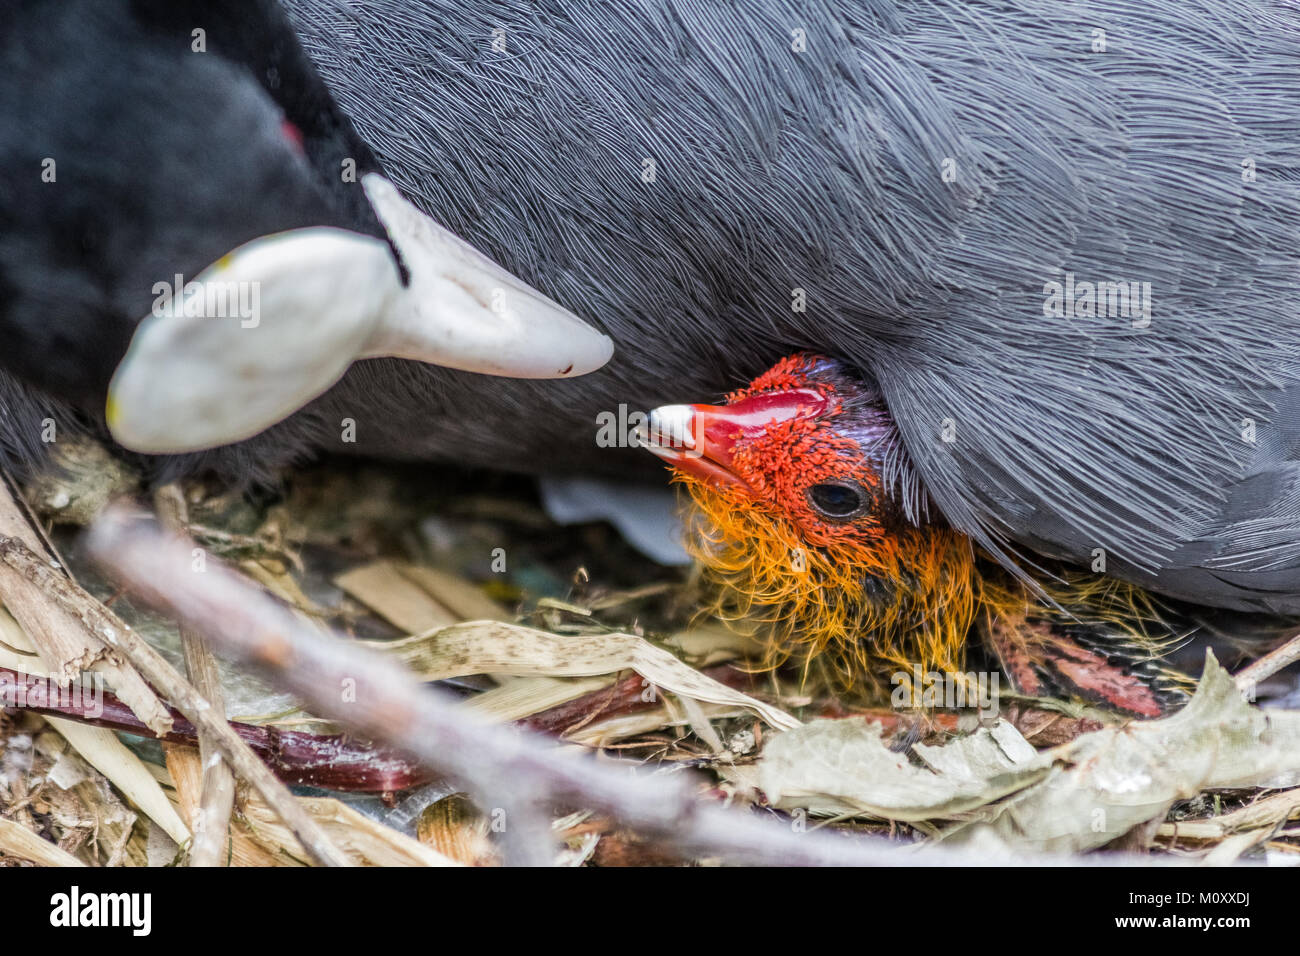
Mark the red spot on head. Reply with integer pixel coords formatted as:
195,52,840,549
280,119,305,155
727,353,830,403
712,354,890,548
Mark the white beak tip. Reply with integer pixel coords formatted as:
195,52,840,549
360,174,614,380
645,404,697,449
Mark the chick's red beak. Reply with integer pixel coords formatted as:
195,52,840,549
637,388,828,492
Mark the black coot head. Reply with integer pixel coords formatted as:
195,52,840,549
1,0,609,470
0,0,383,411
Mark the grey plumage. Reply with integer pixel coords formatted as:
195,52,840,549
279,0,1300,613
5,1,1299,617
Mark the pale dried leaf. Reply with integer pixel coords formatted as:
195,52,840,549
0,816,86,866
240,791,461,867
45,717,190,847
395,563,510,622
335,560,459,633
753,717,1047,821
465,675,613,722
566,703,751,748
942,652,1300,854
373,620,799,731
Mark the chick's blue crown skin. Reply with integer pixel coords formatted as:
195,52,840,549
6,0,1300,620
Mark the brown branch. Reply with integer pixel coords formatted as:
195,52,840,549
519,665,750,736
1,665,429,790
0,531,352,868
2,662,747,791
83,504,1168,868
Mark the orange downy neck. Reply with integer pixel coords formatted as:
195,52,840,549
676,473,978,695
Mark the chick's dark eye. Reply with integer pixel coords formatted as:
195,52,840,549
807,481,866,520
